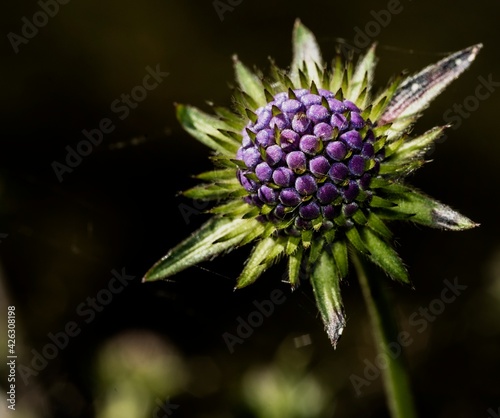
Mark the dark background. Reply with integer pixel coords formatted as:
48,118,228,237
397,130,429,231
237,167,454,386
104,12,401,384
1,1,499,417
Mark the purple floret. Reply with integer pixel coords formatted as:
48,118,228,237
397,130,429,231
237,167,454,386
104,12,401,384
309,156,330,176
255,162,273,182
279,188,302,206
256,129,275,148
343,180,360,202
306,104,329,122
317,182,339,204
286,151,307,173
326,141,347,161
299,202,321,220
266,145,284,166
313,122,334,140
280,129,300,151
329,163,349,183
299,135,322,155
243,148,261,168
258,185,278,204
348,155,366,177
273,167,295,187
295,174,318,196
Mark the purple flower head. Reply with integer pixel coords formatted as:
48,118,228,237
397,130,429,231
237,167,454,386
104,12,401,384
147,21,481,352
235,86,378,233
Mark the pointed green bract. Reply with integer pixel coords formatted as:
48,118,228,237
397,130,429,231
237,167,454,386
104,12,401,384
330,53,344,93
143,217,261,282
183,182,245,200
392,187,478,230
311,251,345,347
361,227,409,284
238,222,266,246
213,106,244,130
290,20,323,86
236,237,286,288
385,115,417,143
308,237,324,264
379,159,424,177
196,168,237,181
332,240,348,278
176,105,239,156
349,43,377,104
233,56,266,107
288,246,303,289
346,226,369,254
370,81,401,123
366,212,393,240
370,195,398,208
389,126,446,163
380,44,482,124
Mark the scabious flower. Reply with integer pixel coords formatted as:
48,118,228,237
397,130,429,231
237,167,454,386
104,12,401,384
144,20,480,347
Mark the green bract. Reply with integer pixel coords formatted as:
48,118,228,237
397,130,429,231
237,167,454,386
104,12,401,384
144,20,480,347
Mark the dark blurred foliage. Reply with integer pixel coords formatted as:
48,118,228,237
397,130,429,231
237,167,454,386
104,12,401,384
0,0,499,417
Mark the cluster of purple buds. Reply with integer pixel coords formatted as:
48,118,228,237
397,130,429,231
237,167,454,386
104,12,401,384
236,87,384,235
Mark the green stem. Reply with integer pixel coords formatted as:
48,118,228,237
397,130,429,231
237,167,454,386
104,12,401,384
352,252,417,418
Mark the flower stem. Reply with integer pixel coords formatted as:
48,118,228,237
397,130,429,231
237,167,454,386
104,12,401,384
352,252,417,418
